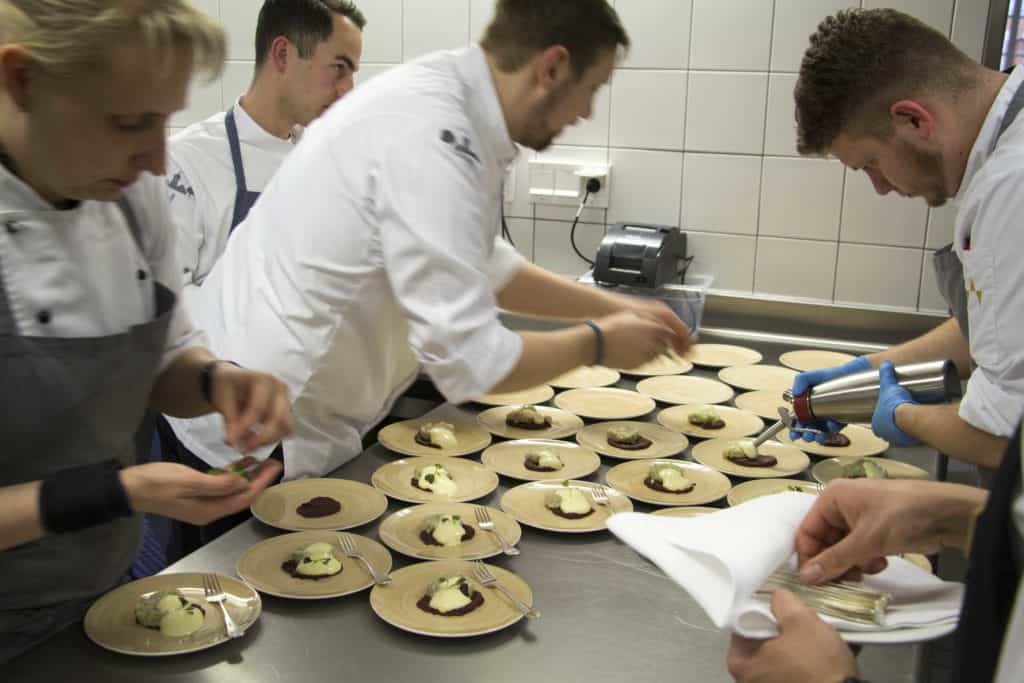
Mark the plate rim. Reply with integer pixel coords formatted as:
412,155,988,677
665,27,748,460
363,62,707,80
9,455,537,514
250,478,389,532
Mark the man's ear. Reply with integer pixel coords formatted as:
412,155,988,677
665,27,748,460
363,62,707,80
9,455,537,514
0,46,35,112
268,36,292,74
890,99,936,141
531,45,572,94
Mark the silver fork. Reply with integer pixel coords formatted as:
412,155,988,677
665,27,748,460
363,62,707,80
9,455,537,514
202,574,243,639
474,506,520,556
471,561,540,619
338,533,391,585
588,483,612,508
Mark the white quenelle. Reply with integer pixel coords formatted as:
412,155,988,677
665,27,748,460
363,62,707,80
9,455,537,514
414,463,458,497
647,464,694,493
545,481,593,515
423,514,468,547
524,447,564,471
292,542,343,577
427,576,473,613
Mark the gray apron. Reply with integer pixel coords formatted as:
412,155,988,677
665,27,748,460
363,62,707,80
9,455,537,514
225,107,261,233
933,78,1024,340
0,198,175,661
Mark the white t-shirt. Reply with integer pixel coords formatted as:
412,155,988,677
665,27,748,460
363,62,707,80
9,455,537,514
954,66,1024,438
166,100,297,308
0,164,200,367
167,46,525,479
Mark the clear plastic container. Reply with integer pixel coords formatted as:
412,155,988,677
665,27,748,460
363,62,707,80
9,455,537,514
577,272,713,333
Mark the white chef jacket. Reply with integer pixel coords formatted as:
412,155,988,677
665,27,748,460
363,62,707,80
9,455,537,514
167,100,297,306
953,66,1024,438
0,164,200,365
994,433,1024,682
167,45,526,479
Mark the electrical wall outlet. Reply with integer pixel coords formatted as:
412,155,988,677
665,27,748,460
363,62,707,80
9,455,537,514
527,160,611,208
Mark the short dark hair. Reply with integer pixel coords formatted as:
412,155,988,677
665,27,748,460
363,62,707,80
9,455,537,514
480,0,629,78
795,8,977,155
254,0,365,67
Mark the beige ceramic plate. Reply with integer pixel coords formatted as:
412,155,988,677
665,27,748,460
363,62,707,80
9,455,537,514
727,478,821,506
812,456,930,484
377,418,493,457
779,424,890,458
472,385,555,407
549,365,621,389
251,478,388,532
604,459,733,506
691,438,811,479
652,506,721,518
616,351,694,377
236,531,392,600
718,364,798,393
83,573,260,657
779,349,858,373
657,403,765,440
480,439,601,481
686,343,762,368
500,479,633,533
369,559,533,638
371,457,499,504
734,390,790,421
378,502,522,561
477,405,584,440
636,375,735,405
575,421,689,460
554,387,657,420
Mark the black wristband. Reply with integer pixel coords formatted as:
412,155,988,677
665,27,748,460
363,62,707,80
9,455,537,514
200,360,240,403
583,320,604,366
39,459,133,533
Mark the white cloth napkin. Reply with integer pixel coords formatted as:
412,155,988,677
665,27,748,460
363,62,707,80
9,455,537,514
607,493,963,639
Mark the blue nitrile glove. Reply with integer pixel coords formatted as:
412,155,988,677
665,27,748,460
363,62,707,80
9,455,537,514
790,356,872,443
871,360,920,447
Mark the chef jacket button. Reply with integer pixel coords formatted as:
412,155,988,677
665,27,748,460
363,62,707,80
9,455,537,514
36,310,51,324
4,220,18,234
137,269,148,281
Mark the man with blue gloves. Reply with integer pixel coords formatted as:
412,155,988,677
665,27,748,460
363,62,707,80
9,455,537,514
788,9,1024,470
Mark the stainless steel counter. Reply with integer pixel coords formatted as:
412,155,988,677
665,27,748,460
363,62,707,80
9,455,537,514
6,331,940,683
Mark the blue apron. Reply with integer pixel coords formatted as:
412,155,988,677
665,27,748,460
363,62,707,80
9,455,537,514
224,108,261,233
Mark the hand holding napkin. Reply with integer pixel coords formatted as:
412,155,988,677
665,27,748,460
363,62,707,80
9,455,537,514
607,493,962,639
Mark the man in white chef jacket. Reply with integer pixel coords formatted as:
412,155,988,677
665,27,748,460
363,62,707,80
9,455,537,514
788,8,1024,470
167,0,364,306
167,0,692,480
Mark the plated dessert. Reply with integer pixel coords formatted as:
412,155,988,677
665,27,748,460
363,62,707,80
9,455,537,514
575,421,688,460
420,514,475,547
657,403,764,441
412,462,459,496
523,447,564,472
377,417,493,457
500,479,633,533
688,406,725,430
691,437,810,479
480,439,601,482
606,424,653,451
281,541,343,580
604,459,732,506
811,456,929,485
134,590,205,638
505,405,553,430
415,421,459,449
251,478,388,532
723,439,778,468
644,462,696,494
544,480,595,520
416,575,484,617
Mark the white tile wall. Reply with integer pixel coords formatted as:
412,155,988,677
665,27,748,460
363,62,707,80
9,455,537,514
686,232,757,293
179,0,990,315
754,237,838,301
840,171,928,248
835,244,922,309
771,0,854,72
685,72,768,154
615,0,692,70
682,153,761,235
609,70,686,150
759,157,844,240
690,0,773,71
403,0,470,60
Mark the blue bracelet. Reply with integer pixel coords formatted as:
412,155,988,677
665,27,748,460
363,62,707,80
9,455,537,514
584,320,604,366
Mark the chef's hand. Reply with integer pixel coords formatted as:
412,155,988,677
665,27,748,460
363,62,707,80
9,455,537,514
121,460,283,525
727,590,858,683
870,361,919,447
595,310,686,370
794,478,985,585
209,363,293,452
623,298,694,356
790,356,872,442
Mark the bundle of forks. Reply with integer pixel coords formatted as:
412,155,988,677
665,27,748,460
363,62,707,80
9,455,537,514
756,571,891,626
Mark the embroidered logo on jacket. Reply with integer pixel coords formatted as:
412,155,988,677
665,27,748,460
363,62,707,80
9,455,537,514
440,129,481,165
167,173,195,199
